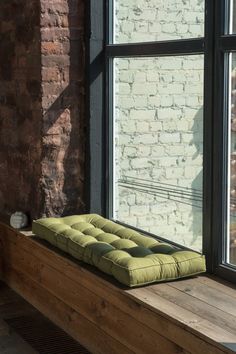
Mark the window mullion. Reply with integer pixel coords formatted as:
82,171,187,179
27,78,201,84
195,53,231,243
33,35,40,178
202,0,215,271
212,0,236,282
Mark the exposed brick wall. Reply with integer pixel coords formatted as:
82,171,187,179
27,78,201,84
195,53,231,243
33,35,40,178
40,0,85,217
0,0,85,220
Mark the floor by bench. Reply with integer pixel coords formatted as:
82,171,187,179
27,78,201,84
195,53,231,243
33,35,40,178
0,220,236,354
0,281,90,354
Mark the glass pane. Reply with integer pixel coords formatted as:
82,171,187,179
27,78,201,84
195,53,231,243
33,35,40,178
228,53,236,266
113,0,205,43
228,0,236,34
113,56,204,252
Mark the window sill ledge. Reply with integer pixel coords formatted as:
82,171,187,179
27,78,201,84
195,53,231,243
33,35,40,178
0,219,235,354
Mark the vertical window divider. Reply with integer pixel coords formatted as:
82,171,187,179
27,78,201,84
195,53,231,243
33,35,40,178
212,0,226,274
213,0,236,282
106,0,114,218
86,0,106,215
202,0,215,272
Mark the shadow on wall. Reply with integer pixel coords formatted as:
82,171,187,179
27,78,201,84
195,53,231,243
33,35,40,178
190,106,203,245
40,0,86,217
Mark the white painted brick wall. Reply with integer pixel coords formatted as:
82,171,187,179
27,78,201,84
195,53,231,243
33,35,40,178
115,0,204,43
113,1,204,252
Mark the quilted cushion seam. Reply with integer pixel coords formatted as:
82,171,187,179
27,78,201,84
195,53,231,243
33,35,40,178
101,255,204,271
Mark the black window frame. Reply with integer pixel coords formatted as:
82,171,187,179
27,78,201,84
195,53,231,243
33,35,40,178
212,0,236,282
87,0,236,283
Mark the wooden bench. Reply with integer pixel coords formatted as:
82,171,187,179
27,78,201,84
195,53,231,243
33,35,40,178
0,220,235,354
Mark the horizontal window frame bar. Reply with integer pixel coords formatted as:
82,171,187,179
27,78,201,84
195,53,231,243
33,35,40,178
219,35,236,51
215,264,236,284
106,38,205,57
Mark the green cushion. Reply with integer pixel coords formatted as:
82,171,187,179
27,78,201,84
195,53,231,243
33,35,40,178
32,214,206,287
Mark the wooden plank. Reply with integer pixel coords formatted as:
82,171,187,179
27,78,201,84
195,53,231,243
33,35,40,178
0,283,98,354
129,287,236,354
3,237,187,354
3,266,134,354
146,283,236,336
0,223,235,354
197,275,236,300
169,278,236,318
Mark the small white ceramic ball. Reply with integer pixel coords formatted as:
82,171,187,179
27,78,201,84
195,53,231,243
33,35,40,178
10,212,28,229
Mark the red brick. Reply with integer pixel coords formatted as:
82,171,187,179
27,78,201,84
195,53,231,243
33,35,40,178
42,41,62,55
41,28,70,41
41,1,69,15
42,67,60,82
41,13,69,28
42,82,67,96
41,54,70,67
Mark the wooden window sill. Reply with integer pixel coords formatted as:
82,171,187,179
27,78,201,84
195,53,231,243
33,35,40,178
0,219,235,354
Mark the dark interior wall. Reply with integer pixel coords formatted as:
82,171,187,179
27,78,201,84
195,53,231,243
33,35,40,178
0,0,85,220
0,0,42,219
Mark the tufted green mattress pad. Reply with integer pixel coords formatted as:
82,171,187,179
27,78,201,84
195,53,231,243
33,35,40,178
32,214,206,287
